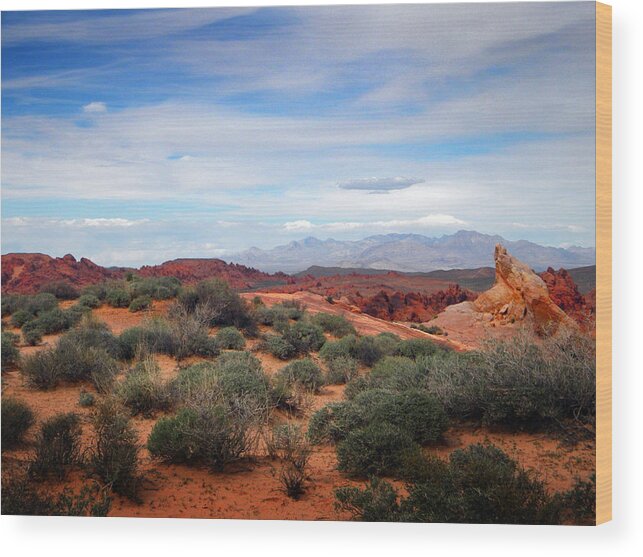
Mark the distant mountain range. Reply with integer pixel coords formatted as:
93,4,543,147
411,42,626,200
228,230,596,274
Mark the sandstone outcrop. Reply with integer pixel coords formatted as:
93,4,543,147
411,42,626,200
473,245,576,334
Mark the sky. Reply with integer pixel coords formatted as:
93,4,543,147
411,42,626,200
1,2,596,267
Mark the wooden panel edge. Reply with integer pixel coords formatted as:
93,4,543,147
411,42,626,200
595,0,612,526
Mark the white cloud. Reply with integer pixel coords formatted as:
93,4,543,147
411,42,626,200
82,101,107,113
283,214,465,232
338,176,424,192
283,220,315,231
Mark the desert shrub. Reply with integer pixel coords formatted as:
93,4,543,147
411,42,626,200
81,283,108,300
148,402,260,471
263,334,298,360
255,301,304,329
89,398,141,500
215,326,246,350
29,413,82,480
118,319,176,360
319,334,357,362
21,337,118,392
166,303,220,360
308,389,447,446
396,338,441,359
105,288,131,308
40,280,79,300
337,423,420,478
129,294,152,312
267,424,311,499
560,475,596,525
25,293,59,315
1,476,111,516
353,336,383,367
311,312,356,337
2,294,22,316
424,331,596,428
11,309,33,328
22,325,44,346
129,276,181,300
277,358,324,393
64,316,122,358
118,357,172,416
77,294,101,308
178,279,253,329
1,331,20,367
26,307,79,335
79,390,95,407
344,356,424,399
372,332,402,356
282,321,326,354
336,443,563,524
325,356,358,385
1,397,35,449
411,324,446,336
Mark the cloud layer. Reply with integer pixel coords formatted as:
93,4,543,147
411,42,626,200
1,4,596,266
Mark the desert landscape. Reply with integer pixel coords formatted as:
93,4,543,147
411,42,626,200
1,241,596,523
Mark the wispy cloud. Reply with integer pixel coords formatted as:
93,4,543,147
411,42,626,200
83,101,107,113
338,176,424,192
283,214,465,232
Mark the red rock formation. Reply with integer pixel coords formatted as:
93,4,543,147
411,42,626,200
355,284,476,322
1,253,122,294
538,267,591,321
473,245,576,334
1,253,288,294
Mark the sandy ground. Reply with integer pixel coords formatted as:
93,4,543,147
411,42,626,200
1,296,595,520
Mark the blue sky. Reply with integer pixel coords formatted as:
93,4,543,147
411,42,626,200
1,3,596,266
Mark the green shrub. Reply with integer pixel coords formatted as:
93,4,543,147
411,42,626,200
29,413,82,480
282,321,326,354
27,307,73,334
24,293,59,315
215,326,246,350
105,288,131,308
325,356,358,385
1,331,20,367
64,316,122,358
89,398,141,501
335,477,401,522
118,320,176,360
77,294,101,308
372,333,402,356
147,408,198,463
166,305,220,360
129,276,181,300
337,423,420,478
311,313,356,337
319,334,357,362
396,338,441,359
367,356,425,391
353,336,383,367
11,309,33,328
277,358,324,393
424,331,596,428
40,281,79,300
21,337,118,392
81,283,108,300
1,476,111,516
118,357,172,416
307,402,355,445
411,324,446,335
267,424,311,499
129,295,152,313
1,397,35,449
79,390,95,407
22,326,44,346
263,334,298,360
179,279,253,328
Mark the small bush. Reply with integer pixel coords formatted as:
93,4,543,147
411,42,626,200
373,333,402,356
277,358,324,393
129,276,181,300
118,357,172,416
319,335,357,362
337,423,420,478
65,316,122,358
81,283,108,300
77,294,101,308
166,303,220,360
11,309,33,328
353,336,383,367
118,319,176,360
411,324,445,335
90,399,141,501
263,334,298,360
40,281,79,300
283,321,326,354
396,338,441,359
129,295,152,312
105,288,131,308
267,424,311,499
79,390,95,407
22,326,44,346
215,327,246,350
311,313,356,337
325,356,358,385
178,279,253,329
1,331,20,367
21,337,118,392
29,413,82,480
307,402,354,445
1,476,111,516
1,397,35,449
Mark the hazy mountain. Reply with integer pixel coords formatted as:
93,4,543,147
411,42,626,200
228,230,596,274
